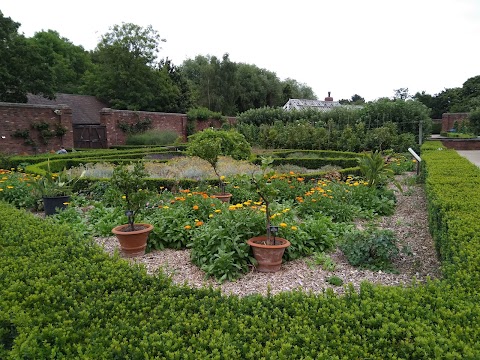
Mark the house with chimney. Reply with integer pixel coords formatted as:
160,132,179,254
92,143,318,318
283,92,362,112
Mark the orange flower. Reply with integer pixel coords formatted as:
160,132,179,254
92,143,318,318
193,205,199,210
279,223,287,228
195,221,203,227
184,225,191,230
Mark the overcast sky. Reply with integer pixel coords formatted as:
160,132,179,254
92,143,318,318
2,0,479,102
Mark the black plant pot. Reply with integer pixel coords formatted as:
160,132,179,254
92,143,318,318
43,196,70,216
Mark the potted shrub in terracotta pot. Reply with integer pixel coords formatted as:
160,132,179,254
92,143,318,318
247,157,290,272
110,162,153,257
186,129,251,203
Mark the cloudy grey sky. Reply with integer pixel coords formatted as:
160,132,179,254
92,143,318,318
2,0,479,102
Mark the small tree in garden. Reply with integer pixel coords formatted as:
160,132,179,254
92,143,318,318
186,129,251,193
250,156,280,245
110,162,150,231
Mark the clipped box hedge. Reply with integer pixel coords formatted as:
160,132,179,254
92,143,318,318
0,143,479,358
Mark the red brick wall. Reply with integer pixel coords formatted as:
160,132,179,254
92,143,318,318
0,103,73,155
1,102,238,154
100,109,187,147
442,113,469,132
441,139,480,150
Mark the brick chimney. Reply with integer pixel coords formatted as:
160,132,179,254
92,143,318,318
324,92,333,101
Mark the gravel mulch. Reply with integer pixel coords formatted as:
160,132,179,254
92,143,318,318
95,172,441,297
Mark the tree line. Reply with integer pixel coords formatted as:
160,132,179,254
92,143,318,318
0,12,315,116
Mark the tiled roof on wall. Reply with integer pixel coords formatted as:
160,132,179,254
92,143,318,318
27,93,108,124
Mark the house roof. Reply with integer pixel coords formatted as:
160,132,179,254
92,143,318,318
27,93,108,124
283,98,342,112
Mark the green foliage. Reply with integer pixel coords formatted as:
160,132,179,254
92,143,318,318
186,129,251,180
187,107,224,121
340,227,400,271
467,108,480,135
190,206,264,282
110,162,150,229
0,170,37,209
29,160,84,197
309,252,337,271
0,11,55,102
358,151,398,189
326,276,344,286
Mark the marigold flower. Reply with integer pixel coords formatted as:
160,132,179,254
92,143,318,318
0,189,3,191
228,205,236,211
122,195,126,199
214,209,221,213
163,206,169,209
235,203,243,208
291,226,298,231
209,214,214,218
195,221,203,226
220,175,226,180
184,225,191,230
280,223,287,228
7,185,13,189
193,205,199,210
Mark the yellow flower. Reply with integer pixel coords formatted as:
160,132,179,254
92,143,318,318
282,208,290,213
193,205,199,210
0,188,3,191
214,209,222,213
291,226,298,231
209,214,214,218
62,202,69,205
235,203,243,208
184,225,191,230
353,182,359,186
6,185,13,189
163,206,169,209
122,195,126,199
280,223,287,228
220,175,226,180
228,205,237,211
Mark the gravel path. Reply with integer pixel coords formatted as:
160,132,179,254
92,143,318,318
95,172,441,297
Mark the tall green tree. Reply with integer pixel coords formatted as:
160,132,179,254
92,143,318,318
0,11,55,102
28,30,93,94
83,22,189,112
339,94,366,105
281,78,316,103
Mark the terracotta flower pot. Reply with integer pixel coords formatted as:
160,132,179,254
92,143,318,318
247,235,291,272
212,193,232,203
112,223,153,258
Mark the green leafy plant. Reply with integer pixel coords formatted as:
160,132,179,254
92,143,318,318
312,252,337,271
358,151,401,191
326,276,343,286
186,129,251,194
30,160,84,197
110,162,150,231
340,226,400,271
250,156,281,244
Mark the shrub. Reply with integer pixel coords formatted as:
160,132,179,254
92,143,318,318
340,227,400,271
